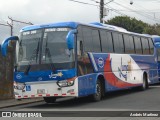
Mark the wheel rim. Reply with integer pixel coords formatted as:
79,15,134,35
143,77,146,89
96,83,101,97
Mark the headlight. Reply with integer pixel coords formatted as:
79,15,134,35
57,80,74,87
14,82,25,90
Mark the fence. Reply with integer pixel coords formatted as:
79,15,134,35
0,18,32,99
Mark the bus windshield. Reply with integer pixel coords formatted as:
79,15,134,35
17,29,42,65
42,28,73,64
16,28,75,72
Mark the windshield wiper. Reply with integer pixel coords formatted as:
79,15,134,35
24,39,40,75
44,37,56,72
45,47,56,72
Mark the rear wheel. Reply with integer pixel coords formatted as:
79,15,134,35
91,80,102,102
43,97,56,103
140,74,148,90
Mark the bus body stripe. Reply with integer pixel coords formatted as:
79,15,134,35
89,53,98,71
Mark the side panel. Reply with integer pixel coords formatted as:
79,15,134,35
78,73,97,97
78,53,158,94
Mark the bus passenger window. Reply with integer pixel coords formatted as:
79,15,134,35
82,27,93,52
112,32,124,53
124,34,135,54
134,36,142,54
100,31,113,53
141,37,149,55
148,38,154,54
92,29,101,52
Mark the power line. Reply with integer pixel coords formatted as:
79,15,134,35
68,0,99,6
112,1,160,23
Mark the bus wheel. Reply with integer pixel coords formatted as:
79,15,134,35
43,97,56,103
140,74,148,90
91,79,102,102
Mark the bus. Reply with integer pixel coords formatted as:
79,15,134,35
152,36,160,79
1,22,160,103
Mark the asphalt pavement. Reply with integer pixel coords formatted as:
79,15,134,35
1,85,160,120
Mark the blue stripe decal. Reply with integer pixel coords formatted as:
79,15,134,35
14,68,76,83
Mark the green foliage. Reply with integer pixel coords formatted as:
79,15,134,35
106,16,160,35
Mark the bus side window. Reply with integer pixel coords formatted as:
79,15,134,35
92,29,101,52
77,40,83,56
112,32,124,53
141,37,149,55
82,27,93,52
134,36,142,54
148,38,154,55
100,30,113,53
124,34,135,54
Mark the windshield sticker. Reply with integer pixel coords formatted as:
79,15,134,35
49,72,63,79
45,28,69,32
23,30,37,35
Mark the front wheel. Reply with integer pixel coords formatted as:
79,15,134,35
91,80,102,102
43,97,56,103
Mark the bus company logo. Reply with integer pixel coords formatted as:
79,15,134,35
118,58,132,79
49,72,63,79
38,77,42,81
16,74,22,79
98,58,104,68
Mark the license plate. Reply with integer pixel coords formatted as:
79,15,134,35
37,89,45,94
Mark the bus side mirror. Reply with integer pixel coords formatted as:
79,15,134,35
1,36,19,57
66,29,77,50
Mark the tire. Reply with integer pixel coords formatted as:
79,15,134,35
43,97,56,103
140,74,148,91
91,79,102,102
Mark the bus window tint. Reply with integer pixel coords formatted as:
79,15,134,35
134,36,142,54
112,32,124,53
100,30,113,53
82,27,93,52
141,37,149,55
92,29,101,52
123,34,135,54
77,26,83,56
148,38,154,54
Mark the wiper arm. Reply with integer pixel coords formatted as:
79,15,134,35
24,39,40,75
44,36,56,72
45,47,56,72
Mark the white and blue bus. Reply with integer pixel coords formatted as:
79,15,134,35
1,22,160,102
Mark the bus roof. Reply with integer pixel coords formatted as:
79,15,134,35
20,21,159,38
21,22,79,32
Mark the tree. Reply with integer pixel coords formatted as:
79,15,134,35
106,16,148,33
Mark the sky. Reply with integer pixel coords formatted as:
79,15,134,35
0,0,160,42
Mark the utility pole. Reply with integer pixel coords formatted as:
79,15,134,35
7,21,13,36
100,0,104,23
7,16,33,36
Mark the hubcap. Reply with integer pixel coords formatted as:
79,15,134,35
96,83,101,97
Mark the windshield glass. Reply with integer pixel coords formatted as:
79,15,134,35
16,28,75,72
17,30,42,65
41,28,75,69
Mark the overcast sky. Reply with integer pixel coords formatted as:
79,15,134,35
0,0,160,42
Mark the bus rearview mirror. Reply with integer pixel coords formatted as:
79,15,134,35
66,29,77,50
1,36,19,56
